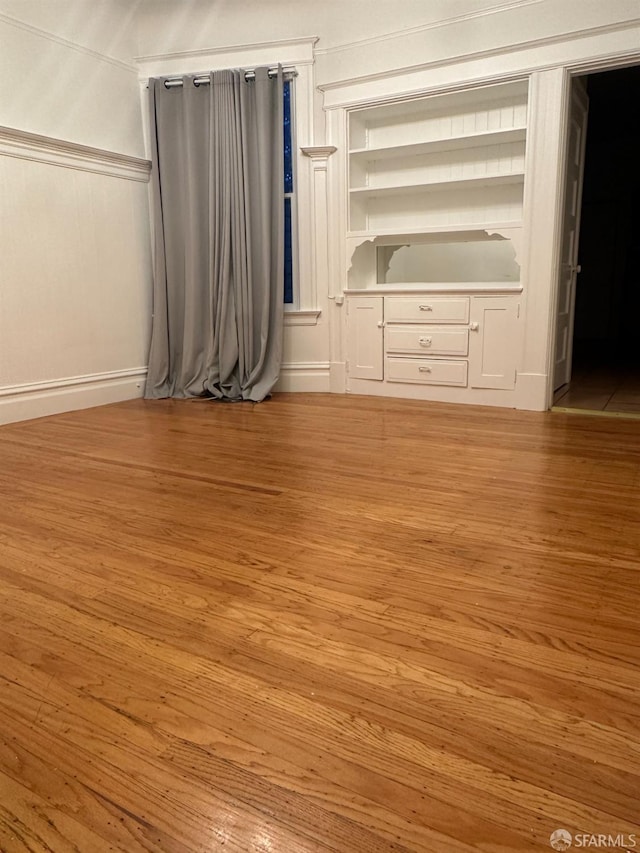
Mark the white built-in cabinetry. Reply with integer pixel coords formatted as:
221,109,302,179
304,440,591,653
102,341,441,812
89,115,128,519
347,79,528,235
343,79,528,407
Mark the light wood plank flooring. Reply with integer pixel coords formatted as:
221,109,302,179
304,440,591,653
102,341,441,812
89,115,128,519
0,394,639,853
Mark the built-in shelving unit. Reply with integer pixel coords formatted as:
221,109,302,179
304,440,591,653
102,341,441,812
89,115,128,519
347,79,529,235
342,79,529,408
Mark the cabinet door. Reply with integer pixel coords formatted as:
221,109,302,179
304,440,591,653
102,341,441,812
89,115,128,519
469,297,518,390
346,297,383,380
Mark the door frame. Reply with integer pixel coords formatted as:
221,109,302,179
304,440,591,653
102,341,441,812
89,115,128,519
552,74,588,398
545,54,640,409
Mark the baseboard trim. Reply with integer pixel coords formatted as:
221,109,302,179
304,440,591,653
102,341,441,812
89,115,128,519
0,368,147,425
329,361,346,393
513,371,549,411
275,362,330,392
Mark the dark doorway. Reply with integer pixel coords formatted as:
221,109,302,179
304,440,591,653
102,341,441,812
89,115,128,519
555,65,640,415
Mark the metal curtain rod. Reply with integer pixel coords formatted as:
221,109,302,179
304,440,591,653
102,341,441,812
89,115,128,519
162,66,297,89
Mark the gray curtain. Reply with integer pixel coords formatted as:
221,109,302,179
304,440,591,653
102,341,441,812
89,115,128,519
145,67,284,402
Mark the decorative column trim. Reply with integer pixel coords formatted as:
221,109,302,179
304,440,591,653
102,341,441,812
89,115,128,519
301,146,337,309
300,145,338,160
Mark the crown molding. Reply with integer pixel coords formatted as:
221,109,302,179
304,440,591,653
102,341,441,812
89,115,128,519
136,36,318,64
319,17,640,107
0,11,137,74
320,18,640,92
136,36,318,79
314,0,543,57
0,126,151,183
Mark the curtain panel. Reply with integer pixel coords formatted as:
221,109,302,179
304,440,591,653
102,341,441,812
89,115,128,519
145,67,284,402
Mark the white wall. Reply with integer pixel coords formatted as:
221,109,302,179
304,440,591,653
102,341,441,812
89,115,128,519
0,0,144,153
134,0,640,89
134,0,515,59
314,0,640,86
0,0,152,424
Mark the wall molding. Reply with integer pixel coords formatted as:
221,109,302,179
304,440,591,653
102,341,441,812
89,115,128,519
314,0,543,58
320,18,640,107
300,146,337,161
136,35,318,65
300,146,337,309
0,368,147,426
284,310,322,327
0,10,137,74
0,125,151,182
513,372,548,411
275,362,330,393
136,36,318,80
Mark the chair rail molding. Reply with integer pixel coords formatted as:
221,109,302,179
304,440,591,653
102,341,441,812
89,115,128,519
0,125,151,182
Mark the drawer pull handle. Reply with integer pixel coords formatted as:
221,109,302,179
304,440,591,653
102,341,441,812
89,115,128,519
419,305,433,312
419,337,432,347
418,366,432,373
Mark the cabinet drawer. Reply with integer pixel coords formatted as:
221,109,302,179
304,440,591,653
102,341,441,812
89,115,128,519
385,326,469,356
386,357,468,386
385,296,470,324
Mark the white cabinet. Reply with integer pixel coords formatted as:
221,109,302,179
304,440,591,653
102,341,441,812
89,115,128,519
342,79,527,408
345,296,384,380
468,297,518,390
346,291,520,404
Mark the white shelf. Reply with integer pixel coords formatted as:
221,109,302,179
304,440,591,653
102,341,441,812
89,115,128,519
349,127,526,163
350,80,529,125
349,172,525,200
345,283,523,294
346,221,523,240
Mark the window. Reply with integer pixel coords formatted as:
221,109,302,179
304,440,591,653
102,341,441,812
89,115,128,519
283,79,295,305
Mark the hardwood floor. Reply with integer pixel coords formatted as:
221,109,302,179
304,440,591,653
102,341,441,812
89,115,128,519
0,393,638,853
